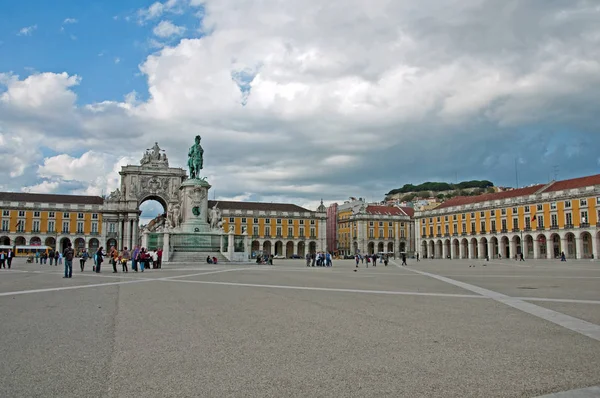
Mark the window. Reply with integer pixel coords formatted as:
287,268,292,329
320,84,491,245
437,216,441,222
524,206,530,213
480,221,485,232
299,227,305,236
388,228,393,237
551,214,558,227
253,218,259,223
62,221,70,233
389,222,393,227
445,225,449,234
480,211,484,217
77,222,84,233
63,212,69,219
369,229,374,238
276,226,282,236
49,212,55,218
276,219,282,224
444,216,448,221
429,217,433,222
462,223,466,232
34,211,40,217
537,216,544,228
1,219,8,231
18,210,25,217
491,220,496,231
453,223,457,233
265,226,271,236
92,213,98,219
453,214,457,221
512,207,518,214
470,212,475,218
253,226,259,236
32,220,40,232
310,227,316,237
580,199,587,207
48,221,55,232
501,219,507,231
565,213,572,226
401,222,405,227
400,229,405,238
581,211,588,224
310,220,315,225
241,218,247,223
379,221,383,227
550,202,557,210
288,219,294,224
109,223,116,233
501,209,506,215
462,214,466,219
369,221,374,227
299,220,304,225
265,218,271,224
288,227,293,237
421,219,425,224
229,217,235,223
437,226,441,234
537,204,543,211
513,218,519,229
379,228,383,237
525,217,530,229
471,222,475,232
91,222,98,233
422,227,426,236
490,210,495,216
78,213,84,219
429,226,433,235
2,210,9,217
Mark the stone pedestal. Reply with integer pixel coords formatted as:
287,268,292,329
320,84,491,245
179,179,211,233
163,232,170,262
142,230,149,249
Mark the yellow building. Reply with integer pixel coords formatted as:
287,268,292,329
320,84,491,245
0,192,104,254
416,174,600,260
334,199,413,256
214,200,327,257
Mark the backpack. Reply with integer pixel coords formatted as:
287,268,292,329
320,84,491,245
65,248,74,261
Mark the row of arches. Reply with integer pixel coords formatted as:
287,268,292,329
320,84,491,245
0,236,106,253
251,240,317,257
421,231,599,260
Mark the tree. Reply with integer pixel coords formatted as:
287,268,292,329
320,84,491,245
417,191,431,199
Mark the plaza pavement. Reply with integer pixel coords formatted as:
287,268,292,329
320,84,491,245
0,257,599,397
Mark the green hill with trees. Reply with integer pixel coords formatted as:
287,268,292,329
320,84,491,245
385,180,495,202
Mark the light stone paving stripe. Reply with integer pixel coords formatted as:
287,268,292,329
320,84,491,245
164,278,486,299
393,262,600,342
535,385,600,397
0,268,247,298
518,297,600,305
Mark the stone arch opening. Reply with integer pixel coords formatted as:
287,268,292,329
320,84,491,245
399,241,406,253
470,238,478,259
74,237,86,254
89,238,100,253
263,241,272,255
580,232,592,259
30,236,42,246
15,236,26,246
452,239,459,259
286,241,294,258
461,238,469,259
480,237,488,259
45,237,56,249
443,239,451,259
274,241,283,256
298,241,306,257
435,240,443,258
59,237,71,252
501,236,510,258
421,240,428,258
428,241,434,258
387,242,394,253
0,236,10,245
565,232,577,259
550,234,561,259
512,235,522,257
367,242,375,255
537,234,547,259
489,237,498,259
377,242,384,253
107,238,118,250
524,235,534,259
308,241,317,254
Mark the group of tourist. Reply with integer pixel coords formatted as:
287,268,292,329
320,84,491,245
256,254,274,265
0,248,14,269
354,253,407,267
31,249,63,265
305,252,333,267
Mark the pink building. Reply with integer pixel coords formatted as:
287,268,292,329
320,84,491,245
326,203,338,253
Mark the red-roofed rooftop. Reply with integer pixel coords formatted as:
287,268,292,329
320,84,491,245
366,205,405,216
543,174,600,192
436,184,545,210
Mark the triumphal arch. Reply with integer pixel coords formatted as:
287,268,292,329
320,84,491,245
102,142,187,250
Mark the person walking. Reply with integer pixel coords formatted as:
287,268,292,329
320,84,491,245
0,250,5,268
131,246,139,272
401,252,407,266
121,247,130,273
48,249,54,266
63,243,74,278
305,253,310,267
157,248,163,269
384,254,389,266
355,254,359,268
6,248,14,269
79,249,89,272
416,252,420,262
54,250,59,266
35,251,40,264
110,246,119,273
95,247,104,273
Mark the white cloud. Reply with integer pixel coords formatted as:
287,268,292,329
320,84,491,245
138,0,181,22
114,57,120,64
63,18,78,24
3,1,600,203
153,20,186,38
21,181,59,194
17,25,37,36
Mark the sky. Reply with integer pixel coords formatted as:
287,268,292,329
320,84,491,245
1,0,600,220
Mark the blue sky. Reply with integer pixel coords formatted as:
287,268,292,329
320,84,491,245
0,0,200,104
0,0,599,215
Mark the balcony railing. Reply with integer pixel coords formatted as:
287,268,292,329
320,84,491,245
436,233,442,237
90,231,100,235
461,232,467,236
480,229,486,234
62,229,70,234
524,227,531,232
490,229,496,234
579,223,589,228
421,235,427,239
107,232,117,238
536,226,545,231
444,233,450,237
550,225,559,230
309,235,317,239
452,233,458,237
470,231,476,235
429,234,434,238
76,230,84,234
501,228,508,233
512,228,520,232
564,224,574,229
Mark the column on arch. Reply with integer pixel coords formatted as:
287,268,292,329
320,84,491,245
442,242,448,259
487,239,494,259
546,238,553,259
592,233,599,261
459,241,465,259
533,236,540,259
